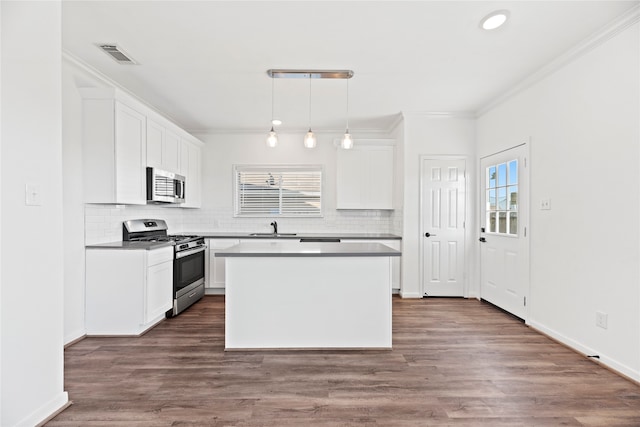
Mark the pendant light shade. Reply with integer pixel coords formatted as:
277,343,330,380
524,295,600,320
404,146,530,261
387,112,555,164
341,78,353,149
266,127,278,148
266,77,278,147
304,130,317,148
341,132,353,149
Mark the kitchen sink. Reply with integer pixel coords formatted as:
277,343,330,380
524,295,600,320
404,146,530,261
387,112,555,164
248,233,297,237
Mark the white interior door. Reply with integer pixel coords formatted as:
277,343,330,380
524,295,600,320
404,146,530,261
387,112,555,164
480,144,529,319
421,158,466,297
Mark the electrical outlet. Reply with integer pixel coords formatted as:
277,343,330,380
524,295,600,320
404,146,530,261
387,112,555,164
596,311,608,329
540,198,551,210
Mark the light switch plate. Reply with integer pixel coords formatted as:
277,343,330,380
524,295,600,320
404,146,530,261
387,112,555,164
25,184,42,206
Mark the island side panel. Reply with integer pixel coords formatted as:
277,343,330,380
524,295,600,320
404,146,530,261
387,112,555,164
225,256,392,349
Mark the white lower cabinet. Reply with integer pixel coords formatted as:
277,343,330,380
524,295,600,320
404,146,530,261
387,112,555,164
206,239,240,292
86,246,173,335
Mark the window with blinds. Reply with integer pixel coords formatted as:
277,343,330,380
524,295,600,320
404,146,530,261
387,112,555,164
234,165,322,217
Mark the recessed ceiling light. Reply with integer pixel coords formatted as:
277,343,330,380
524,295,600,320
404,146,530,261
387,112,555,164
480,10,510,30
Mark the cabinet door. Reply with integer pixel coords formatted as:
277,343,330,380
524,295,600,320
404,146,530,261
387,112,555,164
336,149,363,209
115,102,147,204
180,139,202,208
145,259,173,323
164,130,181,173
366,147,394,209
336,145,394,209
207,239,240,289
146,119,164,169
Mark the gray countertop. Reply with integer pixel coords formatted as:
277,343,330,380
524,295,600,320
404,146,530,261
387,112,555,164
188,232,402,240
216,241,401,258
85,241,174,250
86,232,401,250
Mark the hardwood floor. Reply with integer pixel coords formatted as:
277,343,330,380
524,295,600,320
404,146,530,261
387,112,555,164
48,296,640,426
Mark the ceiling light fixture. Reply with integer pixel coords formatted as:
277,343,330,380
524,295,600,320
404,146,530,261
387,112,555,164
304,75,317,149
266,77,278,148
266,69,354,148
341,78,353,149
480,10,510,30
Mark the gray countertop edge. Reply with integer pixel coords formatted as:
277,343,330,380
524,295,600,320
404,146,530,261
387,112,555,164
86,241,174,250
218,251,401,258
190,232,402,240
216,242,401,258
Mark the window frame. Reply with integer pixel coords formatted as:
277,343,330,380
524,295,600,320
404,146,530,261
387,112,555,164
233,164,324,218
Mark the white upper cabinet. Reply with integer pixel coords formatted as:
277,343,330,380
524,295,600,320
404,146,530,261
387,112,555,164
81,88,147,205
336,142,395,210
81,87,203,206
147,119,181,173
180,137,202,208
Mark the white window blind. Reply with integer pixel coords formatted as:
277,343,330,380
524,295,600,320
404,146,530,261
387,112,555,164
234,165,322,217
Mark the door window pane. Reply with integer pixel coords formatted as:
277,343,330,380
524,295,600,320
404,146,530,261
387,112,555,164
497,163,507,186
508,186,518,210
509,212,518,235
498,212,507,233
508,160,518,185
488,189,496,211
497,187,507,210
488,166,496,188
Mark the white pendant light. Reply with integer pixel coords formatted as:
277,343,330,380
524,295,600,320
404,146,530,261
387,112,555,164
341,78,353,149
304,75,316,148
266,77,278,147
266,127,278,148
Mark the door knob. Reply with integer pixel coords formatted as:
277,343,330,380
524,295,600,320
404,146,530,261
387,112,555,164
425,232,437,237
479,237,487,243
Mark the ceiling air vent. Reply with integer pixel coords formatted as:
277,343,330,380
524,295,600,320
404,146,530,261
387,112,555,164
97,44,137,64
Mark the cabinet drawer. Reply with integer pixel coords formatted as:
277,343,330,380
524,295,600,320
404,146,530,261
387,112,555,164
147,246,173,266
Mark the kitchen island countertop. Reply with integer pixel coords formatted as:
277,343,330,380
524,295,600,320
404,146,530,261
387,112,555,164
187,232,401,240
216,241,401,257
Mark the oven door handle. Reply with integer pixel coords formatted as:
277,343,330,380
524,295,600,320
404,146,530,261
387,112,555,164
175,245,206,259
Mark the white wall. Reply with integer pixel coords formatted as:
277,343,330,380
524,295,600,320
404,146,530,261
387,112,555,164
400,114,476,298
477,21,640,380
187,131,399,234
1,2,69,425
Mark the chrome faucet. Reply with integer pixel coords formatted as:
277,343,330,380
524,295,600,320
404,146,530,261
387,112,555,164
270,221,278,234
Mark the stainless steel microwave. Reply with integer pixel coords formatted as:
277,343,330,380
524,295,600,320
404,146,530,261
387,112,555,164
146,167,185,204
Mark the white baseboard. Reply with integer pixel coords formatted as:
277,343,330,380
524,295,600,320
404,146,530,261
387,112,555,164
529,320,640,383
18,391,69,427
64,328,86,347
399,291,422,299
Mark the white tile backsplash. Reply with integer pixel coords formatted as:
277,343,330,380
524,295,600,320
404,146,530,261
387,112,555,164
84,204,403,245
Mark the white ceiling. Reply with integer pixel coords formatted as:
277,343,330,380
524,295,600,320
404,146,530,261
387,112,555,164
62,1,637,134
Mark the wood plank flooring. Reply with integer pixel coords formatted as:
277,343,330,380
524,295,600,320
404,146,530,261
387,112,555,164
47,296,640,426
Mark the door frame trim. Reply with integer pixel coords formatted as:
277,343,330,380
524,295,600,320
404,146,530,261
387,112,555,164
419,155,471,298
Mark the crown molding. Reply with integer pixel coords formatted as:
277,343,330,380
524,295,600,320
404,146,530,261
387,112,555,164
188,126,394,136
477,3,640,118
401,111,476,120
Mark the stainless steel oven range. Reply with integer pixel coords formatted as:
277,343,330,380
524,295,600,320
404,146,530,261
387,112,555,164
123,219,205,317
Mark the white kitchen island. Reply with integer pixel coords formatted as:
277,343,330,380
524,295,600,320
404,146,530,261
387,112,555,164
216,241,401,350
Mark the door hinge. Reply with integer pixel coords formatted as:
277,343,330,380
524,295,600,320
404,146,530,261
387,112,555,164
524,296,527,306
524,227,527,237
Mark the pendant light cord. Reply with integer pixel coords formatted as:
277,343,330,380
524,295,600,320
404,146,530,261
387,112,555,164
346,78,350,132
308,75,312,131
